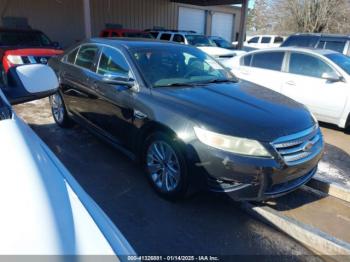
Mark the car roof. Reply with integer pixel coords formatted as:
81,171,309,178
208,36,225,40
89,37,187,49
0,27,42,33
289,33,350,39
250,35,281,38
246,47,339,56
149,30,200,35
102,28,148,33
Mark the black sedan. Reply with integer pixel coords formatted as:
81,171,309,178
48,38,324,201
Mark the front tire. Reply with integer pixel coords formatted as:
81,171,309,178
49,92,74,128
143,132,189,200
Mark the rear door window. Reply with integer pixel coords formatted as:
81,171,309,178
261,37,271,44
160,33,172,41
251,52,285,71
75,45,99,70
274,37,284,44
289,52,335,78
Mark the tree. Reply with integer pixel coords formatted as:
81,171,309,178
247,0,271,33
273,0,350,34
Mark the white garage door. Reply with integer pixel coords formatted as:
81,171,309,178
211,12,234,41
178,7,205,34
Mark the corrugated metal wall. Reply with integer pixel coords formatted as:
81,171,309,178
0,0,241,47
90,0,179,36
0,0,85,48
90,0,241,40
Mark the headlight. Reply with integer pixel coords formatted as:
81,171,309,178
6,55,24,65
194,127,271,157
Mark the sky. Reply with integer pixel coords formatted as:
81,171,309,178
234,0,255,9
249,0,255,8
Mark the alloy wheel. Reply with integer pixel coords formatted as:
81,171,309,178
51,93,65,123
146,141,181,192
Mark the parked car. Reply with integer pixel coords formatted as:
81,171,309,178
228,47,350,129
244,35,285,49
0,64,135,256
48,38,323,201
0,27,63,84
208,36,236,49
100,28,153,39
146,29,243,62
281,33,350,56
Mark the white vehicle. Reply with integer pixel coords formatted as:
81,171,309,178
0,64,135,256
228,47,350,129
244,35,285,49
148,30,244,61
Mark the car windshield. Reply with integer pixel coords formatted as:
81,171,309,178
131,46,235,87
326,53,350,75
214,39,233,49
123,32,154,39
185,35,216,47
0,31,53,47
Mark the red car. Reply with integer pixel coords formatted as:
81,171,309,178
0,27,63,83
100,28,153,39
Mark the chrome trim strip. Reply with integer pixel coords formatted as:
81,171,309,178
272,125,318,144
278,134,320,155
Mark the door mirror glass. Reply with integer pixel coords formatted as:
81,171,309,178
3,64,58,105
321,72,343,82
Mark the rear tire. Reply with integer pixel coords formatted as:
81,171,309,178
142,132,189,200
49,92,74,128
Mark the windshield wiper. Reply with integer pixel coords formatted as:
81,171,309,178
156,82,202,87
200,78,237,84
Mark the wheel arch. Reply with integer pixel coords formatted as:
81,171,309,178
134,121,186,162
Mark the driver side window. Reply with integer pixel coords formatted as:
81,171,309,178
97,47,131,78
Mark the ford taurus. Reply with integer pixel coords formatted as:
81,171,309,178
48,39,324,201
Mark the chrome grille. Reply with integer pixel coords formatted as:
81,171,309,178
272,126,323,166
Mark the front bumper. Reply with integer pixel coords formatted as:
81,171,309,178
186,128,324,201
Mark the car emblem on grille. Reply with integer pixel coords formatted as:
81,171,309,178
40,57,48,64
302,141,314,152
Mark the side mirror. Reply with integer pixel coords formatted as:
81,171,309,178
322,72,343,83
102,74,135,89
2,64,58,105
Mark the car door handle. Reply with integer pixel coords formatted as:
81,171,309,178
286,81,296,86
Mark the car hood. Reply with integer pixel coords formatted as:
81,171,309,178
152,81,315,142
0,115,135,255
197,46,237,57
